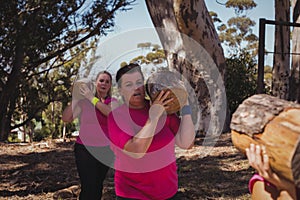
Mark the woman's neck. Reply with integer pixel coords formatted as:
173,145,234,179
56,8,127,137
96,92,108,101
127,101,147,109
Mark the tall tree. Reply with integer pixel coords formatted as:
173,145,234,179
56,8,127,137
0,0,134,141
145,0,229,136
290,0,300,102
214,0,258,57
272,0,290,99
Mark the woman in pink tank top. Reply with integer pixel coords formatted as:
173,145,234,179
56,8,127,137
62,71,118,200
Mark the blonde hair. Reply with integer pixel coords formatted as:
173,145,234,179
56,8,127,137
95,70,113,97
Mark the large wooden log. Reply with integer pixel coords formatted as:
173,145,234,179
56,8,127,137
230,94,300,187
146,70,188,114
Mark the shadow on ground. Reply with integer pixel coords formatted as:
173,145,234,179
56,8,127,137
0,134,253,200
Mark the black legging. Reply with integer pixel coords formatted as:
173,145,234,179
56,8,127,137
74,143,114,200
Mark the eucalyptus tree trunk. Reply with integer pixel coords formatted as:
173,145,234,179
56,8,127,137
272,0,290,100
145,0,228,136
290,0,300,102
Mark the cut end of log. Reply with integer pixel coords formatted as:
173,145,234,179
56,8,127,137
230,94,300,186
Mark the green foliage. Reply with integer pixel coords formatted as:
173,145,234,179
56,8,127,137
225,0,257,13
263,65,272,94
0,0,134,141
210,1,266,113
225,51,257,113
130,42,166,65
120,62,128,67
7,133,22,143
209,11,222,23
217,15,258,56
211,0,258,57
33,126,52,142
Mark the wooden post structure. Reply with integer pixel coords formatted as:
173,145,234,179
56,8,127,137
230,94,300,187
257,18,300,94
257,18,266,94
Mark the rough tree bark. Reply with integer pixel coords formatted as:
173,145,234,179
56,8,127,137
272,0,290,100
231,94,300,187
145,0,229,135
290,0,300,103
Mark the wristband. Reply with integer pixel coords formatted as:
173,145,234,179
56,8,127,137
181,105,192,116
91,97,99,106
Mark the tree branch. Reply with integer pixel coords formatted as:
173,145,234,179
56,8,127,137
30,0,132,69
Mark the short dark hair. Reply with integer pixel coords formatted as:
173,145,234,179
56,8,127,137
116,63,143,87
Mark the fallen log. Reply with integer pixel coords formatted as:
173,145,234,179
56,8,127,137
230,94,300,187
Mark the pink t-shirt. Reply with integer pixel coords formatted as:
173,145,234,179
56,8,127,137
76,97,116,147
108,102,180,199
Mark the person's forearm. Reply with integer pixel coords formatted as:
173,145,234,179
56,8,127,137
176,114,195,149
88,96,118,116
62,100,79,122
123,118,159,159
94,100,118,116
276,177,297,199
124,95,168,159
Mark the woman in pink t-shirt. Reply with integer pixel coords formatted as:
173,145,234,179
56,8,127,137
108,63,195,200
246,143,297,200
62,71,118,200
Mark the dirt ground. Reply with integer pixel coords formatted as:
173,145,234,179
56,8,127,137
0,133,253,200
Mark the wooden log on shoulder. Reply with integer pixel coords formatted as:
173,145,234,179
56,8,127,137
230,94,300,187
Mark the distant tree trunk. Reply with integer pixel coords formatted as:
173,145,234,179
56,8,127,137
290,0,300,103
28,121,34,143
145,0,229,136
0,35,24,141
62,122,66,142
272,0,290,100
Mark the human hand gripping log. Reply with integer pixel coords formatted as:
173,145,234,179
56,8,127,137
149,90,173,121
79,83,94,101
146,70,195,149
72,78,95,100
246,144,297,199
230,94,300,199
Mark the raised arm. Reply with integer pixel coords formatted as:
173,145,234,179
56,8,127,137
79,83,118,116
123,91,173,159
62,99,81,122
94,100,119,116
175,103,196,149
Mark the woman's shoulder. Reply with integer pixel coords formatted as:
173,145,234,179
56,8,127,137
105,96,118,104
108,104,130,125
109,103,127,114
